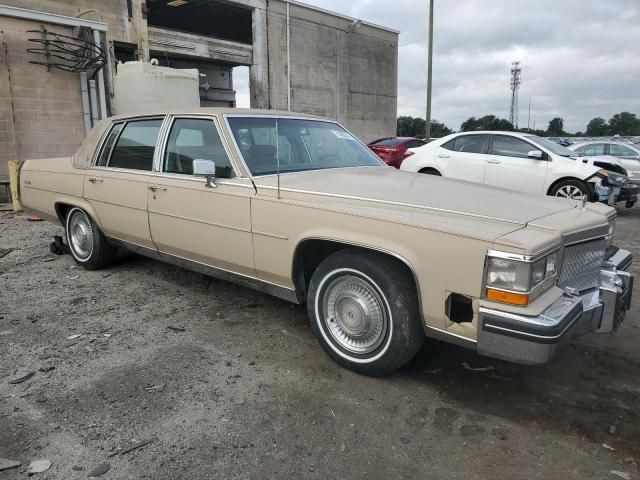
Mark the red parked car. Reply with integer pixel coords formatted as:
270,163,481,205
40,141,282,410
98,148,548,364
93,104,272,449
367,137,427,168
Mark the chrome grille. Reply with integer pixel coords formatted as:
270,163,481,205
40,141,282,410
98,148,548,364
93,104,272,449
558,238,607,292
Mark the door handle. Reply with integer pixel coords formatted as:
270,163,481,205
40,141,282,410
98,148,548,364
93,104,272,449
88,177,103,183
148,185,167,192
487,159,502,164
437,154,450,158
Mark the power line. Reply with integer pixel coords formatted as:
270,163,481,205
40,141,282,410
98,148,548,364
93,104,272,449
399,36,428,47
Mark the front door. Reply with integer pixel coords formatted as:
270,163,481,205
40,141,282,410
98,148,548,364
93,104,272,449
84,117,164,249
147,116,256,278
484,134,549,195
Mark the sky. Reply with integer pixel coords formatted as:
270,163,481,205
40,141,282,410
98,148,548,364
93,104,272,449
234,0,640,133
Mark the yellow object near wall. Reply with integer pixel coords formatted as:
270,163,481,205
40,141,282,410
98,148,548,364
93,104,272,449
8,161,22,213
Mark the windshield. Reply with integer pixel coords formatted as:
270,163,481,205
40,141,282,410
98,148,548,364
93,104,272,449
227,117,383,176
525,135,577,157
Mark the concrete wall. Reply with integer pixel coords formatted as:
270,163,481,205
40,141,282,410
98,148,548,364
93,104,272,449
266,1,398,143
0,16,86,176
0,0,398,178
1,0,146,55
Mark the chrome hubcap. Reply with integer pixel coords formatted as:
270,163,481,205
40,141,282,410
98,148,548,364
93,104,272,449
556,185,584,199
68,211,93,260
323,275,387,354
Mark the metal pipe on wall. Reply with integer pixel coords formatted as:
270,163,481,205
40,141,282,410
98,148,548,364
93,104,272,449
286,1,291,112
88,79,99,126
93,29,108,119
79,72,92,134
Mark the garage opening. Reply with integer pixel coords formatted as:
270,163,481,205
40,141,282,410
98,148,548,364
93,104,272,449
148,0,253,44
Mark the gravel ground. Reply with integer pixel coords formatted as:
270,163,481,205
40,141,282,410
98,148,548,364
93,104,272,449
1,206,639,480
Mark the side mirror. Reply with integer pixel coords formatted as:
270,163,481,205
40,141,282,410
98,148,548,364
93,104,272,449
528,150,544,159
193,159,217,188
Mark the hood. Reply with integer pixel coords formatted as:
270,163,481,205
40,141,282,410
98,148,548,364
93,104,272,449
254,167,602,243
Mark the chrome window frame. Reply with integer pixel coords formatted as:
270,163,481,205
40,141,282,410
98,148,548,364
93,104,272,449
89,115,166,172
222,113,385,179
154,114,241,180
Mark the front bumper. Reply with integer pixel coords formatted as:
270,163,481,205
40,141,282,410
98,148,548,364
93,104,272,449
477,248,634,365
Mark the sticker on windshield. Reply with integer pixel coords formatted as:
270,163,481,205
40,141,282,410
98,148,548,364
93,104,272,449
331,130,356,140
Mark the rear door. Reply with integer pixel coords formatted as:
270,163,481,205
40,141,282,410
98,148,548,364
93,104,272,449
84,117,164,248
436,134,488,183
484,134,549,195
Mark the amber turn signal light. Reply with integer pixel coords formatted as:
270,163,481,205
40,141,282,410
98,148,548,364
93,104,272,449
486,288,529,306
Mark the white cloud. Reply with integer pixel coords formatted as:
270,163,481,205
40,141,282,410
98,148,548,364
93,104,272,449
300,0,640,132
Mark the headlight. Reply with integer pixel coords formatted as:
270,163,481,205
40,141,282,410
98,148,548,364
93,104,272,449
485,249,561,306
597,169,629,187
486,258,531,292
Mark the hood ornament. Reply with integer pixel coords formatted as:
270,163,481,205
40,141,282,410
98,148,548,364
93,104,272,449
581,195,588,210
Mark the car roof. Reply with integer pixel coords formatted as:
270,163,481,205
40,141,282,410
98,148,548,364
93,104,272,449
106,107,329,122
449,131,534,137
572,140,638,147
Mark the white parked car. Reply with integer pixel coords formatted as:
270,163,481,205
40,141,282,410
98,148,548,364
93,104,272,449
568,140,640,182
400,131,625,201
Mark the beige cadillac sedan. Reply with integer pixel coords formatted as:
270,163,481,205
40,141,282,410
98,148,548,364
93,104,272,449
18,109,634,375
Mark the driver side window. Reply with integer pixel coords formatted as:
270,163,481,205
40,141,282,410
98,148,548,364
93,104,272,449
164,118,235,178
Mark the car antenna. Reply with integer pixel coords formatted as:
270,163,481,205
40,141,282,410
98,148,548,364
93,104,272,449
276,117,280,199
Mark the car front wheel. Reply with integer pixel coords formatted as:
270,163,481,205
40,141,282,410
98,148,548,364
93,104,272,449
550,180,591,200
65,207,117,269
307,249,424,376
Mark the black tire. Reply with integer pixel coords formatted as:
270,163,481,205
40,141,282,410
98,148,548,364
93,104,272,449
419,168,441,176
549,179,592,201
65,207,117,269
307,249,424,376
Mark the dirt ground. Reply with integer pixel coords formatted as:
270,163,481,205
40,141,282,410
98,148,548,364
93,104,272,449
1,205,639,480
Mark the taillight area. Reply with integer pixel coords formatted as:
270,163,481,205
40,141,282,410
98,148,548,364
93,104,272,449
403,151,415,159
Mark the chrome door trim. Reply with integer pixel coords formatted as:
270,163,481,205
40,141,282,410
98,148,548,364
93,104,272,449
147,208,252,233
108,237,299,304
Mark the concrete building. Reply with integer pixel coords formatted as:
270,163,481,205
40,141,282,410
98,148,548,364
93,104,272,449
0,1,398,179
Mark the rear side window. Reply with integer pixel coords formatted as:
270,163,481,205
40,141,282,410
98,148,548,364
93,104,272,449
609,144,638,158
95,123,124,167
442,135,487,154
164,118,235,178
581,143,605,156
108,119,162,171
407,140,426,148
490,136,533,158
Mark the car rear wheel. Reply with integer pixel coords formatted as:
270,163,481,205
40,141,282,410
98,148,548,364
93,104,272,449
65,207,117,269
307,249,424,376
550,179,591,200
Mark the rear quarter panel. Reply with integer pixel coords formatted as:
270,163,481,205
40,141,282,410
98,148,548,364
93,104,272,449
20,157,88,224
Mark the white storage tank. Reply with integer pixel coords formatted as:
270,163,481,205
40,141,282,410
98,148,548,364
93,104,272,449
113,61,200,115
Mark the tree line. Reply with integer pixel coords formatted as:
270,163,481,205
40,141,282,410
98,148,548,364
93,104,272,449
397,111,640,138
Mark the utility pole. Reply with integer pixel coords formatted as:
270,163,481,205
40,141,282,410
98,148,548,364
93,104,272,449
424,0,434,140
527,98,531,131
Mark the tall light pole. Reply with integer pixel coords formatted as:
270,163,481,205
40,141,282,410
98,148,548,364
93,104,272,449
424,0,434,140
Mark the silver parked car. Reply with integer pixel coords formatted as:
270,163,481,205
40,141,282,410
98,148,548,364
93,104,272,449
569,141,640,182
